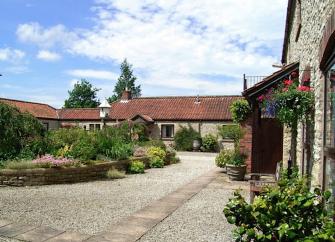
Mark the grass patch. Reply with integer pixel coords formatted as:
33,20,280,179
106,168,126,179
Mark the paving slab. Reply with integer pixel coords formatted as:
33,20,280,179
0,223,37,238
46,231,92,241
15,226,64,242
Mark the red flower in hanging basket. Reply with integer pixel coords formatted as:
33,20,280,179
284,79,293,86
257,94,265,102
297,85,311,92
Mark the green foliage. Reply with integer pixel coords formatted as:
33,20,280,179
107,59,141,102
202,134,218,152
174,125,201,151
106,168,126,179
224,170,335,242
218,125,244,150
47,128,98,160
274,84,314,128
139,139,167,151
105,142,134,161
132,123,149,142
3,160,43,170
64,79,100,108
215,149,235,168
0,102,46,164
149,157,164,168
147,146,166,160
128,160,145,174
216,150,246,167
230,99,251,124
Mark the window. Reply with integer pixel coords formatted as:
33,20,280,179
42,122,49,131
95,124,101,130
89,124,95,131
161,125,174,139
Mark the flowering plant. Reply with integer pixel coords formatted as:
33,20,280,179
32,154,78,168
257,73,314,128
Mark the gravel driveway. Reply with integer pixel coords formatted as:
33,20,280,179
0,153,216,236
139,174,249,242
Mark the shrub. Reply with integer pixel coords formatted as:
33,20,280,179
128,160,145,174
106,168,126,179
202,134,218,152
147,146,166,160
105,142,134,160
224,170,335,242
0,102,46,163
170,156,180,164
227,152,247,166
68,134,98,161
174,125,201,151
132,123,149,142
149,157,164,168
215,149,234,168
139,139,167,151
230,99,251,124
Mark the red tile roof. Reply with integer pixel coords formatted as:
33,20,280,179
0,98,58,119
106,95,242,121
1,96,242,121
57,108,100,120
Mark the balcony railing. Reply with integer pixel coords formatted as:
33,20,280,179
243,74,266,90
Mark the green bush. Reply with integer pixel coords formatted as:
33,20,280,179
174,125,201,151
149,157,164,168
230,99,251,124
132,123,149,142
0,102,46,164
202,134,218,152
218,125,245,150
224,170,335,241
215,149,234,168
227,152,246,166
106,168,126,179
147,146,166,160
128,160,145,174
105,142,133,160
139,139,167,151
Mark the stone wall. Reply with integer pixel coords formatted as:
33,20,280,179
0,161,129,187
284,1,335,186
38,119,60,130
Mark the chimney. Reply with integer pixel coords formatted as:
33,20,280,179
194,94,201,104
121,88,132,102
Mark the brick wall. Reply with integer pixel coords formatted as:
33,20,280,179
240,116,253,172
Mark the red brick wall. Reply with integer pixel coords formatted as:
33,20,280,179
240,115,253,173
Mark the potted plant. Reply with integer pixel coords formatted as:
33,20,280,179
226,152,247,181
215,149,234,173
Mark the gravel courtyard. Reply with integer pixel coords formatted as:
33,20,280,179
0,153,216,236
139,174,248,242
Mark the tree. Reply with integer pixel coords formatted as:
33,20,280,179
107,59,141,103
64,79,100,108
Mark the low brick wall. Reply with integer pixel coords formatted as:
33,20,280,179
0,160,129,187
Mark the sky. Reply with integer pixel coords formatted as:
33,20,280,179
0,0,287,108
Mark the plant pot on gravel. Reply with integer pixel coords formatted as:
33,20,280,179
226,152,247,181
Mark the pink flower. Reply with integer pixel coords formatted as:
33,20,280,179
257,95,265,102
284,79,293,86
297,85,311,92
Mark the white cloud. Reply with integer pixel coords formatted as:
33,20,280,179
0,48,25,63
16,22,77,48
16,0,287,95
37,50,61,61
67,69,118,80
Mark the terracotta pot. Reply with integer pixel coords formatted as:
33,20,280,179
226,164,246,181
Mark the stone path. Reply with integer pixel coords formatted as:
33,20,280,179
0,168,220,242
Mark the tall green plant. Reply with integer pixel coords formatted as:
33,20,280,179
230,99,251,124
174,125,201,151
0,102,46,163
218,125,244,150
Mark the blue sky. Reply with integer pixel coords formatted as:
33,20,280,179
0,0,287,108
